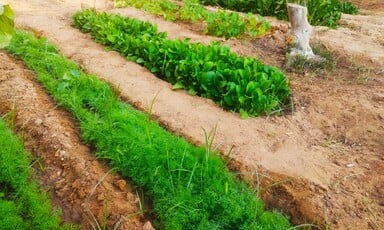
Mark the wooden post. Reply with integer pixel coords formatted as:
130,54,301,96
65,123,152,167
286,3,322,66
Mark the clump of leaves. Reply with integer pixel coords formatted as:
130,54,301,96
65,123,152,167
116,0,271,39
340,1,358,14
72,10,290,117
0,4,15,48
7,30,292,229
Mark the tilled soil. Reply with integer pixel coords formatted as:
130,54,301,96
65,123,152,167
3,0,384,229
0,52,153,229
350,0,384,11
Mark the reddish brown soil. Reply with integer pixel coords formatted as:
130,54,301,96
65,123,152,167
3,0,384,229
0,52,153,229
350,0,384,11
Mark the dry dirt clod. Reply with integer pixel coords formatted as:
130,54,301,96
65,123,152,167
115,179,127,191
35,118,43,125
143,221,155,230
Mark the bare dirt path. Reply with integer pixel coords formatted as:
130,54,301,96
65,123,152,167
5,0,384,229
0,51,153,229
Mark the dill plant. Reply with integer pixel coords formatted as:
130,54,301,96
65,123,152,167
0,118,65,229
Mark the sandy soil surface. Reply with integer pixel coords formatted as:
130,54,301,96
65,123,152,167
2,0,384,229
350,0,384,12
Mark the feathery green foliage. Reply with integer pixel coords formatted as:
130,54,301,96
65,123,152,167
0,118,65,229
72,10,290,117
7,30,291,229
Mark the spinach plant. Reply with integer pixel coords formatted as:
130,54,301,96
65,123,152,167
73,10,291,117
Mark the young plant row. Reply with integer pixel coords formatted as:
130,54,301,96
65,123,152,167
115,0,270,39
72,10,290,117
0,117,67,229
7,30,292,229
198,0,358,28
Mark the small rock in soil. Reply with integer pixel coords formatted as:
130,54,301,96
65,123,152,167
143,221,155,230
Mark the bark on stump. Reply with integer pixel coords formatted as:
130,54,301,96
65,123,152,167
286,3,323,67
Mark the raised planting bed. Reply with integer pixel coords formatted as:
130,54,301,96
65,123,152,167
114,0,271,39
198,0,358,27
7,30,291,229
72,9,290,118
0,118,70,229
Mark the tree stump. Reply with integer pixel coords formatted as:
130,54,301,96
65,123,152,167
286,3,323,67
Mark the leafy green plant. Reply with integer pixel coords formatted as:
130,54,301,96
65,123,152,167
0,4,15,48
7,30,292,230
72,10,290,117
0,117,68,229
339,1,358,14
198,0,358,28
116,0,271,39
179,0,207,23
204,10,246,39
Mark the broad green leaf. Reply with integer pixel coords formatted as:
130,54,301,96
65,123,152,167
70,69,81,78
172,82,184,90
238,96,245,104
57,82,69,92
188,88,197,95
0,4,15,48
239,109,249,119
136,57,145,64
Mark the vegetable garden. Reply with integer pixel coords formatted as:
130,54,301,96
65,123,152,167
1,0,383,229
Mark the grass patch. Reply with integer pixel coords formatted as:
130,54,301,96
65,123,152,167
0,116,69,229
7,30,292,229
72,10,290,118
285,43,336,75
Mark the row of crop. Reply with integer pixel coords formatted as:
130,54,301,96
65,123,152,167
7,30,292,229
72,10,290,117
198,0,358,28
0,117,68,229
115,0,270,39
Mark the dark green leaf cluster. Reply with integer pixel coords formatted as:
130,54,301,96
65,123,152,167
0,119,64,229
198,0,358,27
7,30,292,229
72,10,290,117
339,1,358,14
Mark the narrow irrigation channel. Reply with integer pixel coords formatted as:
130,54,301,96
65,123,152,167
0,51,152,229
